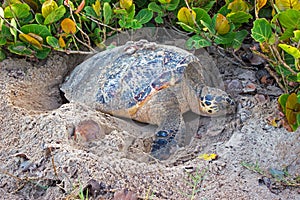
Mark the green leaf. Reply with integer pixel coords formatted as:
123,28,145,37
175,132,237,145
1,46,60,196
278,9,300,29
193,8,211,25
154,15,163,23
4,3,31,19
227,11,252,27
251,18,272,43
36,47,51,59
127,4,136,19
280,28,294,40
44,5,66,25
131,20,143,29
8,42,34,56
202,0,216,12
148,2,163,14
21,24,51,40
214,32,236,45
35,13,45,24
176,22,195,32
135,9,153,24
201,20,215,34
84,6,97,17
0,25,11,45
103,2,112,24
278,93,289,113
292,30,300,42
0,49,6,61
46,36,59,48
186,35,211,50
231,30,248,49
279,44,300,59
162,0,179,11
10,18,17,43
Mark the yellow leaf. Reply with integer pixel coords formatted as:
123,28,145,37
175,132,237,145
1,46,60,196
158,0,171,3
120,0,133,10
92,0,101,17
59,36,66,48
275,0,300,11
199,153,218,161
177,7,196,27
42,0,58,18
215,13,230,35
228,0,250,13
61,18,76,34
19,33,42,49
28,33,43,43
286,93,300,126
256,0,267,16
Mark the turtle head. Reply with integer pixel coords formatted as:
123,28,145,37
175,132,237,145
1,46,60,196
197,86,235,116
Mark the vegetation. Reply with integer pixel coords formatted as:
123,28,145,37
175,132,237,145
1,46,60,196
0,0,299,130
241,161,300,188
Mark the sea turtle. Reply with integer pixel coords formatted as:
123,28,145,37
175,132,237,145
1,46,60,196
61,40,235,160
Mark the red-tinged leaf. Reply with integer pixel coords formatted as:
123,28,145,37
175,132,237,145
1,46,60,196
286,93,300,127
75,0,85,14
215,13,230,35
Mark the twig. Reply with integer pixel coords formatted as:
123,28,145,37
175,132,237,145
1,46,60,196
0,15,23,34
83,14,123,32
66,4,96,53
271,45,297,75
0,168,22,181
265,64,287,92
184,0,202,33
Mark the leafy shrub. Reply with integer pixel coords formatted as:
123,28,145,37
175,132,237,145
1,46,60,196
250,0,300,131
0,0,299,129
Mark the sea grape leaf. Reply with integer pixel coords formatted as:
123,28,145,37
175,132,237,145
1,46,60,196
135,9,153,24
215,13,230,35
251,18,272,43
20,24,51,40
177,7,196,27
42,0,58,18
61,18,76,34
44,5,66,25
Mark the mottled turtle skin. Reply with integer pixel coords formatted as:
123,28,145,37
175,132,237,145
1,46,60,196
61,40,235,160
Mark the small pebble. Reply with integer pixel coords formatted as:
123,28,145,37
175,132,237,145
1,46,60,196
113,189,137,200
254,94,268,103
227,79,242,92
243,82,256,93
75,120,104,142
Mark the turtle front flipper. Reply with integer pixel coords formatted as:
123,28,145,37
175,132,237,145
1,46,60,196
133,89,185,160
151,119,185,160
